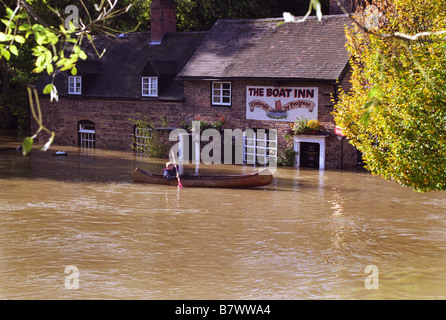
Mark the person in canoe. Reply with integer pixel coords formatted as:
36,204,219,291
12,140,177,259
163,162,178,180
163,161,192,181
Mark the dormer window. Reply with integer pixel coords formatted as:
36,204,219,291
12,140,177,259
142,76,158,97
68,76,82,95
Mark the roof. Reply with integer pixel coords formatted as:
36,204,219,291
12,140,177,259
37,31,207,100
178,15,352,81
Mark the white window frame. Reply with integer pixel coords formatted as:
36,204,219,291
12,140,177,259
134,126,151,154
68,76,82,95
142,77,158,97
243,129,277,165
79,123,95,148
212,81,231,106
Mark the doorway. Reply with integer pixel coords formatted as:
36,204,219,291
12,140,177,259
300,142,320,168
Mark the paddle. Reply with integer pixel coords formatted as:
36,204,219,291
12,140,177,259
171,151,183,189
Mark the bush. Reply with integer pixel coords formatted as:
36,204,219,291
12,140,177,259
277,134,297,166
131,116,168,158
277,147,297,166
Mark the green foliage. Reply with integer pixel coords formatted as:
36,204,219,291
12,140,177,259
0,0,134,155
131,116,168,158
334,0,446,192
277,134,297,166
277,147,297,166
292,116,308,134
0,5,87,77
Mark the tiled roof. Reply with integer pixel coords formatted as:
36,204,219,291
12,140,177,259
38,31,207,100
178,15,352,81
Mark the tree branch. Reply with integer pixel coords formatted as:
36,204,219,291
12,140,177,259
333,0,446,42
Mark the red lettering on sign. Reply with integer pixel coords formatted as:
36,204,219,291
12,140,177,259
294,89,315,98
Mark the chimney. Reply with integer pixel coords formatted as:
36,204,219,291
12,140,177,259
150,0,176,44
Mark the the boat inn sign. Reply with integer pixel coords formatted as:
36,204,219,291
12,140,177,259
246,86,318,121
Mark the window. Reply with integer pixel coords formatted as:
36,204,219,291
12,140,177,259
68,76,82,95
134,126,150,154
142,77,158,97
243,129,277,165
212,81,231,106
78,120,95,148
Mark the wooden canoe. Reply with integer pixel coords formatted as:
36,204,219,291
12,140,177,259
132,167,273,188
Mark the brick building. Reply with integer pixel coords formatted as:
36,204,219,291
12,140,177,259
35,0,360,169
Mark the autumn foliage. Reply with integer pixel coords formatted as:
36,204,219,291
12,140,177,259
334,0,446,192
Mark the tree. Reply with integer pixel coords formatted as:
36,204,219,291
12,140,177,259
0,0,135,154
333,0,446,192
176,0,329,31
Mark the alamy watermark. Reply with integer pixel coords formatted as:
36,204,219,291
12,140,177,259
364,265,379,290
364,5,379,30
64,5,79,30
168,121,277,174
64,265,79,290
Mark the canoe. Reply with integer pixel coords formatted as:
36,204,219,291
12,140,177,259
132,167,273,188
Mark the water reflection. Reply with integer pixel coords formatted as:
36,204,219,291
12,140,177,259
0,136,445,299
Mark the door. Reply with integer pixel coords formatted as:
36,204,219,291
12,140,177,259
300,142,319,168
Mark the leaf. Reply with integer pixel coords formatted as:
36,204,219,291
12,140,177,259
32,45,46,55
35,32,44,45
1,19,16,29
0,32,14,42
18,24,31,31
45,50,52,63
49,34,58,45
14,35,25,43
15,13,28,20
5,7,14,18
43,83,53,94
78,50,87,60
36,53,45,67
46,63,54,75
33,66,44,73
22,137,34,156
32,24,44,32
2,50,10,61
9,44,18,56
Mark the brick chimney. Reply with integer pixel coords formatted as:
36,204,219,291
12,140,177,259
150,0,176,44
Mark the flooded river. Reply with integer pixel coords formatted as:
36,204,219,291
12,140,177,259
0,133,445,299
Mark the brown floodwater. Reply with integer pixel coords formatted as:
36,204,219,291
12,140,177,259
0,133,445,299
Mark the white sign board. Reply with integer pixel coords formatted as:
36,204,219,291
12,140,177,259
246,86,318,121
